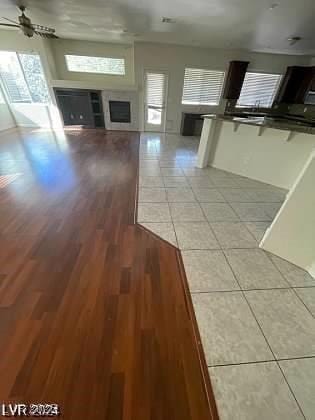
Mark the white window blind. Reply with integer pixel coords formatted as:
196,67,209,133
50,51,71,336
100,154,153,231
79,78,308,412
182,68,225,106
65,55,125,75
145,72,166,107
237,72,282,108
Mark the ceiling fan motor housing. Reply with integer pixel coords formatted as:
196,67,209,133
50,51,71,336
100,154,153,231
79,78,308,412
18,13,34,37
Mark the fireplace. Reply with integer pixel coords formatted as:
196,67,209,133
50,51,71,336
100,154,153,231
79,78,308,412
102,90,139,131
109,101,131,123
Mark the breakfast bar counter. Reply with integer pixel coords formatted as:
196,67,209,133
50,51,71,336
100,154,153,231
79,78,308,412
197,113,315,278
197,113,315,190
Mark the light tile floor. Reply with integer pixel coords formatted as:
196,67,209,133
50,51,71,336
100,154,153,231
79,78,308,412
138,132,315,420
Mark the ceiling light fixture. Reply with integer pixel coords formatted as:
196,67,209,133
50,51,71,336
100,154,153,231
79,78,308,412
269,3,279,9
288,36,302,45
162,17,174,23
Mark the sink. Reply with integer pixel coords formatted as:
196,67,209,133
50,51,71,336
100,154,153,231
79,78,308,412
227,112,268,118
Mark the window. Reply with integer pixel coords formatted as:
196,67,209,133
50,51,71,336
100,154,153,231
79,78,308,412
19,54,50,103
65,55,125,75
182,68,225,106
237,72,282,108
0,51,49,104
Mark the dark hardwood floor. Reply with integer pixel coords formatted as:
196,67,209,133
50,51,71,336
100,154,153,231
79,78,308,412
0,128,219,420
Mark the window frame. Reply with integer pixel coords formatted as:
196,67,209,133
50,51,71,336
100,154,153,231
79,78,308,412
0,50,50,105
236,70,282,109
0,86,5,104
64,54,126,76
181,66,226,106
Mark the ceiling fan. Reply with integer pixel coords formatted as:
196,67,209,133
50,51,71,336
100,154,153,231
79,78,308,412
0,5,58,39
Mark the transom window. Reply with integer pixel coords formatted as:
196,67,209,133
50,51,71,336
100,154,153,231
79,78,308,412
237,72,282,108
65,55,125,75
0,51,50,104
182,68,225,106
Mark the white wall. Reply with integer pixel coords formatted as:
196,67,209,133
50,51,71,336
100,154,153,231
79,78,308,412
0,104,15,132
50,39,135,87
11,104,50,128
0,85,15,132
134,42,310,133
261,151,315,277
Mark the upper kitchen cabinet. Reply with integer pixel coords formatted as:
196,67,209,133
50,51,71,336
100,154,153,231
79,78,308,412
274,66,315,104
223,61,249,100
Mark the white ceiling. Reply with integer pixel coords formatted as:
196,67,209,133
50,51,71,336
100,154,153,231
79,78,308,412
1,0,315,54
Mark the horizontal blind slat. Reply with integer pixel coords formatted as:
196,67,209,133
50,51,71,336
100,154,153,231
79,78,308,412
146,72,166,106
237,72,282,107
182,68,225,106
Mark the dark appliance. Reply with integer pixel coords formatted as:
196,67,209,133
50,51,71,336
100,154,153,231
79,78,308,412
54,89,105,128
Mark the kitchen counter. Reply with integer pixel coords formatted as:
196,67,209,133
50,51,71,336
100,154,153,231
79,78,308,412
202,114,315,135
197,113,315,189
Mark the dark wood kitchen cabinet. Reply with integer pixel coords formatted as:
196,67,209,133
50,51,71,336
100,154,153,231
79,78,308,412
54,89,105,128
223,61,249,100
273,66,315,105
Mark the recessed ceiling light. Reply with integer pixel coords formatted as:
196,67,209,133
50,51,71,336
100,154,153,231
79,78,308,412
288,36,302,45
162,17,174,23
269,3,279,9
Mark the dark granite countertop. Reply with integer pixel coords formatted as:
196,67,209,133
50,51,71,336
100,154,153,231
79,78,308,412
202,114,315,135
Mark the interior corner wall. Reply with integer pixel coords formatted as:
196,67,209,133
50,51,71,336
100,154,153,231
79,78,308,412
134,42,311,133
0,84,16,132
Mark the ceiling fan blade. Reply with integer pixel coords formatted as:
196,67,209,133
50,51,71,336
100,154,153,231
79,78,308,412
34,30,58,39
32,23,55,33
0,23,19,28
1,17,19,24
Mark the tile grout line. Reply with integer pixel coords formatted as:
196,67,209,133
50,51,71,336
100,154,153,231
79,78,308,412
277,363,307,420
140,135,313,419
221,250,308,420
264,250,315,318
191,286,295,294
208,354,315,368
185,197,308,418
